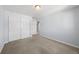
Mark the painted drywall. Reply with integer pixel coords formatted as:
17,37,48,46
39,6,79,48
0,8,4,48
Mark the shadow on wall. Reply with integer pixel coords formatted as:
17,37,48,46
61,6,79,46
56,6,79,47
39,6,79,48
72,6,79,44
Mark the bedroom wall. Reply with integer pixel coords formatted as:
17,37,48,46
0,7,4,49
39,6,79,48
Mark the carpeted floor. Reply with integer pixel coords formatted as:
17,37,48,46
1,35,79,54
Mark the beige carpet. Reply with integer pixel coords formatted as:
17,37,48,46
1,35,79,54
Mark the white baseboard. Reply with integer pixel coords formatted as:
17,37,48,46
40,34,79,49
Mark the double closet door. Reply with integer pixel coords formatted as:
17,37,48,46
8,12,21,41
0,10,32,48
21,15,32,39
7,11,32,42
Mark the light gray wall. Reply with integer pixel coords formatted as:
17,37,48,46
39,6,79,48
0,7,4,48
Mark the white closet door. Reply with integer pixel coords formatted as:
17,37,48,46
9,13,21,42
21,15,31,39
32,19,37,35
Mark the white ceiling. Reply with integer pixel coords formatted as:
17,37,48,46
1,5,77,18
